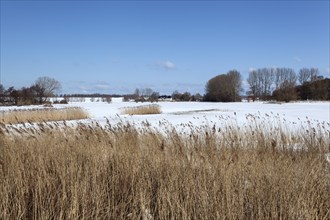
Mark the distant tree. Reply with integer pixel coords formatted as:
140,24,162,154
140,88,153,97
5,86,16,104
34,76,61,103
298,67,320,85
310,68,320,82
191,93,202,101
132,88,161,102
246,68,274,100
148,92,160,102
6,87,20,105
0,84,5,103
204,70,241,102
171,91,193,101
181,92,192,101
20,86,38,105
272,68,297,102
298,68,311,85
296,78,329,100
171,90,181,101
247,70,261,100
194,93,203,101
274,68,297,90
272,80,297,102
102,95,112,103
227,70,242,101
309,78,329,100
0,84,4,94
133,88,140,100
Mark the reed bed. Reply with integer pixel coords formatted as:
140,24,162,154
0,107,89,124
0,115,329,219
121,104,162,115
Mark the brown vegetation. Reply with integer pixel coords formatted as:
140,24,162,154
0,107,89,124
121,104,162,115
0,115,329,219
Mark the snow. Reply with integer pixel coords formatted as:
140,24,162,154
1,100,329,131
63,100,330,131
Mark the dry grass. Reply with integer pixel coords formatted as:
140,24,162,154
0,107,89,124
0,116,329,219
121,104,161,115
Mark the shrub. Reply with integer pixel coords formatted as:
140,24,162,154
0,107,89,124
121,104,161,115
60,99,68,104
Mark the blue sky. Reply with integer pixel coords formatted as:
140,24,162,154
1,0,329,95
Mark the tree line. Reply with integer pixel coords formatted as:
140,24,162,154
0,76,61,106
1,68,328,106
204,67,329,102
246,67,328,102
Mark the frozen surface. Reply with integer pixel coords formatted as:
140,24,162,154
1,100,329,131
63,100,330,131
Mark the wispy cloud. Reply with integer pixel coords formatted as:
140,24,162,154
248,67,256,72
94,84,111,90
294,56,302,62
62,80,204,95
325,68,330,74
157,60,176,70
63,81,112,94
110,59,120,64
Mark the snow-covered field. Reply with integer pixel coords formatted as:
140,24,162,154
1,98,329,131
63,98,330,131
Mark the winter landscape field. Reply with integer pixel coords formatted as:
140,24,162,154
1,0,329,219
73,98,330,129
2,98,329,130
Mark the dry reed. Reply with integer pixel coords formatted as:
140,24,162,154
121,104,161,115
0,107,89,124
0,115,329,219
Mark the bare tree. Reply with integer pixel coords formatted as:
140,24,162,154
0,84,5,103
34,76,61,103
298,68,311,84
260,68,275,99
272,68,297,102
247,70,260,99
247,68,274,100
310,68,319,82
274,68,296,89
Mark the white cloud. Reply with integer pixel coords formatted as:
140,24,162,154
248,67,256,72
158,60,176,70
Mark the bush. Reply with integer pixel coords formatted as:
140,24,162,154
121,104,161,115
0,107,89,124
60,99,68,104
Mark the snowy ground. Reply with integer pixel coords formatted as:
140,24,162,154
63,98,330,131
1,98,329,131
